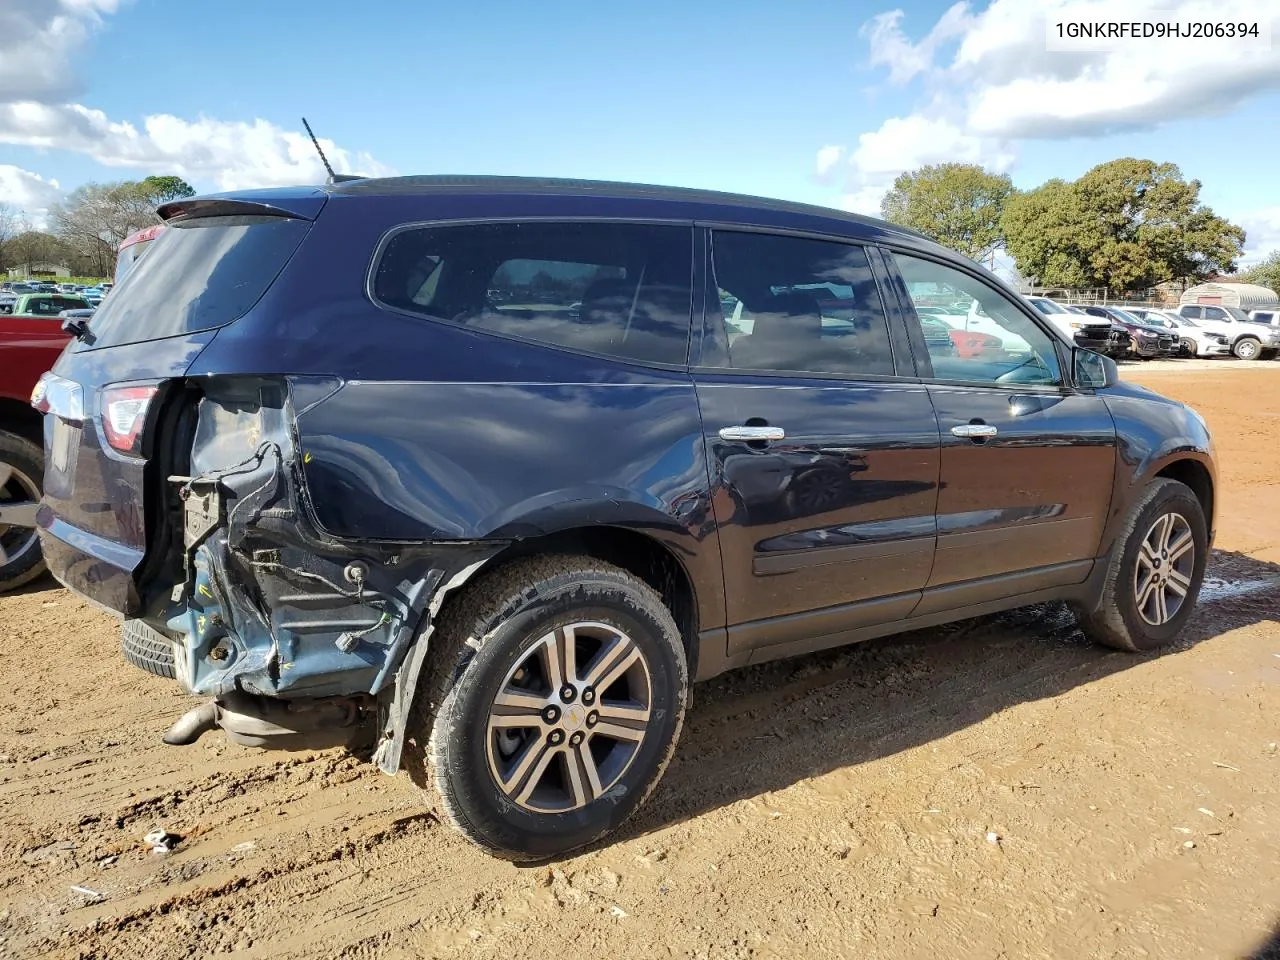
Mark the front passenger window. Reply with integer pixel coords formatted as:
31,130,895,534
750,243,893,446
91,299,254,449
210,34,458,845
892,253,1062,387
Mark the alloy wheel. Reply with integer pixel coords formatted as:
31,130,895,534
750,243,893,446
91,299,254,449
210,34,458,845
485,621,652,813
0,460,41,572
1132,512,1195,626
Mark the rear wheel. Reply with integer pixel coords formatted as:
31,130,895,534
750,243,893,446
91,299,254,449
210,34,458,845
0,431,46,593
1233,337,1262,360
409,555,688,860
1078,478,1207,652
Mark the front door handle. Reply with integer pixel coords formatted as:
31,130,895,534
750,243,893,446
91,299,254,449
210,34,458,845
951,423,998,439
719,425,786,442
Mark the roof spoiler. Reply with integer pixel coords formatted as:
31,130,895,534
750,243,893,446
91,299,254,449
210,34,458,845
156,195,325,222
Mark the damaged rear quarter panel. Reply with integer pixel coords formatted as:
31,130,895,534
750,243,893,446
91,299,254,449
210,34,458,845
173,376,503,703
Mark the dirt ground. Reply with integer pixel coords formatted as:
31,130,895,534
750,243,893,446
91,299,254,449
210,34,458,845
2,364,1279,960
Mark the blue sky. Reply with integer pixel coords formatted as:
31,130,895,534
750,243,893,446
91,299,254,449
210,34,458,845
3,0,1279,263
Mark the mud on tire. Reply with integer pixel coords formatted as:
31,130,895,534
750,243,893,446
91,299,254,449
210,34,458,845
406,555,688,861
1077,478,1207,652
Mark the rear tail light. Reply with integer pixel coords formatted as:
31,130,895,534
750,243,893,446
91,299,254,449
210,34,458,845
101,385,159,456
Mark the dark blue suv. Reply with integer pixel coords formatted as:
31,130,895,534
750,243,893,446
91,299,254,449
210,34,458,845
34,176,1215,859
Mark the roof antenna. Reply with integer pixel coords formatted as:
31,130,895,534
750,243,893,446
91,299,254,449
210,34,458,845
301,117,364,184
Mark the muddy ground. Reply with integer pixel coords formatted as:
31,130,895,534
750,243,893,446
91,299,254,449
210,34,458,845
2,364,1279,960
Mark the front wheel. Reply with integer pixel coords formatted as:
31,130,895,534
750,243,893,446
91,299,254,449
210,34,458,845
1233,337,1262,360
1078,478,1207,652
410,556,688,861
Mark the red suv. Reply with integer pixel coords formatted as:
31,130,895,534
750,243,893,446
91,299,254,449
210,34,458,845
0,303,71,589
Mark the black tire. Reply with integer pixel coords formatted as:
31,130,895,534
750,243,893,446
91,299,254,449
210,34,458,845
1078,478,1207,652
1261,349,1278,361
408,555,688,861
0,430,46,593
1233,337,1261,360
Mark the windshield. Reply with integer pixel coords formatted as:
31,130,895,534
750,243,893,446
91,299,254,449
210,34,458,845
1030,298,1067,314
1225,306,1251,322
86,215,311,349
1109,309,1141,324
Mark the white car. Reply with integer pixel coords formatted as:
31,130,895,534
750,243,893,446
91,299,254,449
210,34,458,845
1248,308,1278,327
1024,296,1099,341
1177,304,1280,360
1127,308,1231,358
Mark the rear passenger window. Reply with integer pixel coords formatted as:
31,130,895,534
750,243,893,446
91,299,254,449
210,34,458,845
372,222,693,366
707,231,896,377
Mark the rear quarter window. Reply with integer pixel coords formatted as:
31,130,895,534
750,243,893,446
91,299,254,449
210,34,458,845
371,221,694,366
85,215,311,349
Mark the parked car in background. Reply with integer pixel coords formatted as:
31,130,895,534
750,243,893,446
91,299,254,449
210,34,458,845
32,175,1218,860
1077,306,1176,359
1027,296,1095,336
1127,308,1231,358
1178,304,1280,360
916,306,1003,358
78,286,105,307
1248,308,1278,327
3,293,92,318
0,292,74,590
1072,320,1132,359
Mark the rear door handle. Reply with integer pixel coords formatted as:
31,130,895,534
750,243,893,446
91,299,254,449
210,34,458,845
950,423,998,439
719,425,785,442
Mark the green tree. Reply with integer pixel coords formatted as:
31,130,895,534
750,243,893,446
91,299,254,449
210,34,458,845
1002,158,1244,292
137,175,196,206
0,202,17,274
880,163,1015,261
7,229,67,275
1239,250,1280,294
48,176,190,278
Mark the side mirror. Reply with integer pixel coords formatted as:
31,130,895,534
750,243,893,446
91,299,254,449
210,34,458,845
1074,347,1117,389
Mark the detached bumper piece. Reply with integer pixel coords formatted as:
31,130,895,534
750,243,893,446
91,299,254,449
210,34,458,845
163,692,371,750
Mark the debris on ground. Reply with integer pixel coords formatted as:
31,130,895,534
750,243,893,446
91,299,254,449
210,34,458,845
143,829,181,854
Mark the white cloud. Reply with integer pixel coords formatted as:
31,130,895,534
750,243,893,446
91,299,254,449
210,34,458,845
0,164,63,221
0,2,393,204
823,115,1014,215
0,102,394,190
0,0,119,103
814,145,846,179
1237,207,1280,266
863,4,975,84
820,0,1280,219
868,0,1280,141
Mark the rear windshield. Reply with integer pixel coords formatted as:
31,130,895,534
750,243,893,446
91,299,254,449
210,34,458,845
85,215,310,349
113,237,157,287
